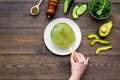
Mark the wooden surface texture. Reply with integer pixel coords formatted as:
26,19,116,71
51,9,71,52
0,0,120,80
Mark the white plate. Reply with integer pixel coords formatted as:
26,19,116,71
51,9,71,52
44,18,82,56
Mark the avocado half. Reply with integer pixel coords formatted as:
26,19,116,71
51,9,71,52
98,21,113,37
50,22,75,47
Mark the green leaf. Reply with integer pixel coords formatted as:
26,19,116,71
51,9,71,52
96,9,103,15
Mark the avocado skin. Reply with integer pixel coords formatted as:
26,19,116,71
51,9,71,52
98,21,113,37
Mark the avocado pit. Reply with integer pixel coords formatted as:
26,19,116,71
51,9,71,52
102,27,108,34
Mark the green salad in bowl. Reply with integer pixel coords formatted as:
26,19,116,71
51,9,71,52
89,0,112,20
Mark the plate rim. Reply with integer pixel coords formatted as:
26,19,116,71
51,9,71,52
44,18,82,56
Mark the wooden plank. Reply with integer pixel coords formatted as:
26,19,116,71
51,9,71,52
0,0,120,3
0,29,119,55
0,3,119,29
0,55,119,80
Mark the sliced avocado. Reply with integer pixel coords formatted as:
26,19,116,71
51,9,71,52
87,33,100,39
72,3,79,19
50,22,75,47
96,46,112,55
98,21,113,37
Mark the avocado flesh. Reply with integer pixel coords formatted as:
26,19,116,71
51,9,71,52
99,21,113,37
88,33,100,39
50,22,75,47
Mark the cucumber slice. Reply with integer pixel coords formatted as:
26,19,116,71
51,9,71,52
64,0,69,14
72,4,79,19
90,39,109,46
64,0,74,14
77,3,88,16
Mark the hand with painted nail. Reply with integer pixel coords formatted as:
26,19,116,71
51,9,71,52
69,52,89,80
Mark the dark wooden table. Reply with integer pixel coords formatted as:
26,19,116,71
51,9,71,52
0,0,120,80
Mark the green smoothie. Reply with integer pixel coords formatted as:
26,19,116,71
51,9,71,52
51,22,75,47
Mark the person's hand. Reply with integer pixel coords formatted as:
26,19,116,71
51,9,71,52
69,51,89,80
